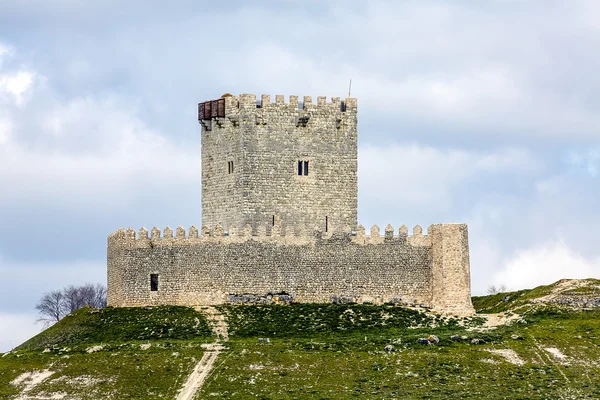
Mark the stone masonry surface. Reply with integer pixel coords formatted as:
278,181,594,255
107,94,475,316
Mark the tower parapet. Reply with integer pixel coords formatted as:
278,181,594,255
198,94,357,125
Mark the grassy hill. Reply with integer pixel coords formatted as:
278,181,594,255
2,306,213,399
2,279,600,399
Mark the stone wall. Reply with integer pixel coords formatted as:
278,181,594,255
200,94,358,235
430,224,473,314
107,223,475,315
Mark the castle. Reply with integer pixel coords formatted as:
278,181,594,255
107,94,475,315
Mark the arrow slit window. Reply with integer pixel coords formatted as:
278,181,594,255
150,274,159,291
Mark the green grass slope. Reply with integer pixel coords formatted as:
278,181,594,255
200,302,600,399
1,279,599,399
1,306,213,399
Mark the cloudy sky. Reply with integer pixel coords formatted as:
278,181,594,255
1,0,599,351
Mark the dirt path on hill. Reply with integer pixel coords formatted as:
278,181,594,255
175,307,228,400
529,334,570,384
199,306,229,341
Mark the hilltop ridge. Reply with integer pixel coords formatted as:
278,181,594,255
473,278,600,313
1,279,599,399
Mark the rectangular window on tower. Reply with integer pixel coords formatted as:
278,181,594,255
297,160,309,176
150,274,159,291
228,161,234,174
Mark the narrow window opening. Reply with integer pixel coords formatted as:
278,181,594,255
228,161,234,174
150,274,159,291
297,160,310,176
272,215,275,226
325,216,328,233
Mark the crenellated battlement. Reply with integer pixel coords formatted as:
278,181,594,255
198,94,357,132
108,223,432,247
199,94,357,120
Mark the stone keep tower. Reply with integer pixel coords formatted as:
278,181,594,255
198,94,358,234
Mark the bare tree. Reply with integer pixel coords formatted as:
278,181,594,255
63,284,93,314
92,284,108,308
78,283,107,309
487,283,508,294
62,285,84,314
35,283,107,326
35,290,64,327
62,283,107,313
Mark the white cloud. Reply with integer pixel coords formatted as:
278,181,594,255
179,1,600,140
0,45,35,106
0,3,573,142
467,166,600,294
492,241,599,291
0,47,198,212
359,143,541,213
0,312,40,353
0,70,34,105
